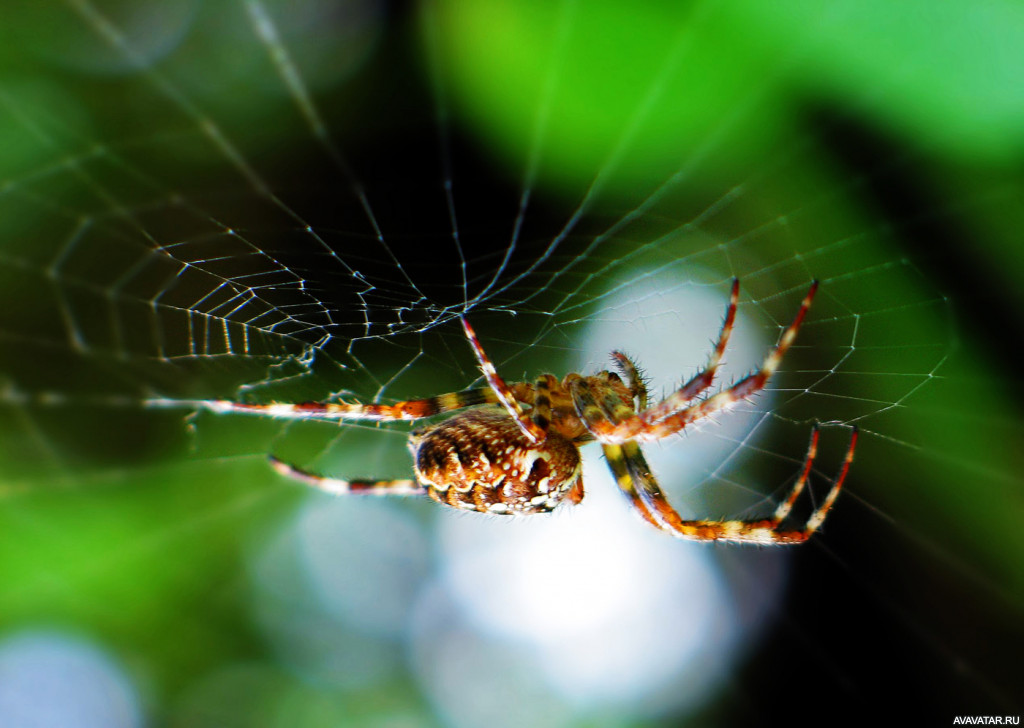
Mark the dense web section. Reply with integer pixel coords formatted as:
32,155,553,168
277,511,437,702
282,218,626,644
0,1,1020,725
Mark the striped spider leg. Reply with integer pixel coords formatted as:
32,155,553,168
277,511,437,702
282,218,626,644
260,383,508,498
597,279,740,530
601,419,858,544
614,276,740,421
587,281,820,445
203,378,506,498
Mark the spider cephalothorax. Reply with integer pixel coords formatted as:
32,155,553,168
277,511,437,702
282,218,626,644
207,280,858,544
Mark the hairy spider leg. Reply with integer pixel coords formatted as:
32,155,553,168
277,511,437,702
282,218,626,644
608,280,739,415
268,456,427,496
567,374,661,523
612,426,857,544
802,426,858,535
572,376,710,537
460,317,546,444
640,277,741,424
198,386,500,422
572,375,789,542
770,425,820,524
602,443,663,528
593,280,818,444
609,351,649,409
570,375,669,520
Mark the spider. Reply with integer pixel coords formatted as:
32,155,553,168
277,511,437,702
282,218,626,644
206,279,857,544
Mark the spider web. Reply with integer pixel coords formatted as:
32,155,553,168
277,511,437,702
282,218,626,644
0,1,1021,726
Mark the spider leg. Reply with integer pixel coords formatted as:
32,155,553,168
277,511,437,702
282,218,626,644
614,427,857,544
592,280,818,444
609,351,649,409
769,425,820,524
192,387,500,423
566,473,586,505
568,374,661,524
680,277,741,399
461,317,546,444
609,280,738,414
801,426,858,536
633,278,741,423
602,442,664,528
269,456,427,496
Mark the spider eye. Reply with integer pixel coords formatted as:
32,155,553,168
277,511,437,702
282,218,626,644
606,372,622,383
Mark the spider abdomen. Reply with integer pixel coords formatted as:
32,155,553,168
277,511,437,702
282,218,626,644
411,406,582,515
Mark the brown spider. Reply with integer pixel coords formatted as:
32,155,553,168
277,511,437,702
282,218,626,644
206,280,857,544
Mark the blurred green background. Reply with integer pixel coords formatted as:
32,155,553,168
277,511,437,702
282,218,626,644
1,1,1022,725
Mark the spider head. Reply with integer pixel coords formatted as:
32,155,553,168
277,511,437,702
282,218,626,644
411,406,582,515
